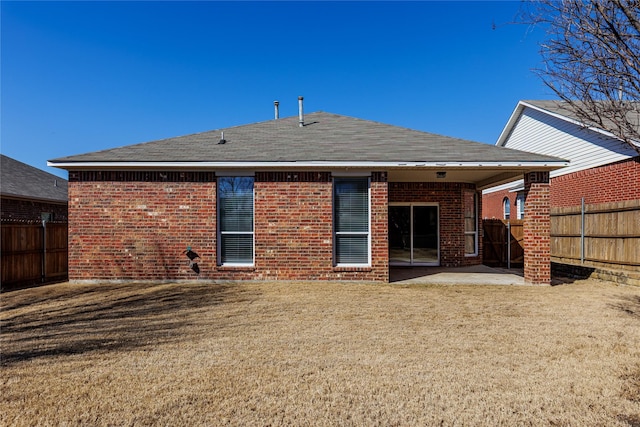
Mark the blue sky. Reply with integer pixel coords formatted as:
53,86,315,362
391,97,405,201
2,1,554,179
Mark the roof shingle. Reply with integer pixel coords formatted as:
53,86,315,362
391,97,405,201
50,112,564,164
1,155,68,202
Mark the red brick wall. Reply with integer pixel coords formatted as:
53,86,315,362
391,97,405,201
1,197,68,222
249,171,388,281
68,172,217,281
67,171,388,282
551,156,640,207
482,189,516,220
523,172,551,285
252,173,332,280
389,182,482,267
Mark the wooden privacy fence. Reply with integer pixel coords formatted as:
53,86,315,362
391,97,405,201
1,221,68,289
551,200,640,271
482,219,524,268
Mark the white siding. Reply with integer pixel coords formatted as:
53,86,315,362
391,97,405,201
505,107,637,178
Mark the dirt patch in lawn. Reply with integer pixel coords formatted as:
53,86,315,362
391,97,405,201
2,279,640,426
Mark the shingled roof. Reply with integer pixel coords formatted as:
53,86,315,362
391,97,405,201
1,155,67,203
49,112,564,166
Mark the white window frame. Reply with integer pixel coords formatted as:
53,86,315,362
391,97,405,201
516,194,525,219
464,190,478,257
217,175,255,266
332,175,371,267
503,197,511,220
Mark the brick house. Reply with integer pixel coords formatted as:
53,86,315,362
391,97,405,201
1,155,68,222
483,100,640,219
49,108,566,284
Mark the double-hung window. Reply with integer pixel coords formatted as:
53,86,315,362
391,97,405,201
464,190,478,256
333,177,370,265
218,176,254,265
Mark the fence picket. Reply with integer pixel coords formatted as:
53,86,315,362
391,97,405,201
1,221,68,289
550,200,639,270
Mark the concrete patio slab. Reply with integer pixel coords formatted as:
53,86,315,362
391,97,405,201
390,264,526,286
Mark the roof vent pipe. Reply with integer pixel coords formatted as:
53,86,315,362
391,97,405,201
298,96,304,127
274,101,279,120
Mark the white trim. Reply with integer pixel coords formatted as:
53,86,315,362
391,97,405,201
516,194,525,220
332,176,371,268
48,160,568,170
464,190,478,257
216,176,255,267
502,197,511,220
495,103,526,147
481,180,519,194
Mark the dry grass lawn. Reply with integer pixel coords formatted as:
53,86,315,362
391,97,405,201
1,279,640,426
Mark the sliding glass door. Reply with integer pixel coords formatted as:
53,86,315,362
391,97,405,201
389,204,439,265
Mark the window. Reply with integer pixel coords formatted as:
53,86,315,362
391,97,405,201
516,194,525,219
218,176,254,265
464,190,478,256
503,197,510,220
333,177,370,265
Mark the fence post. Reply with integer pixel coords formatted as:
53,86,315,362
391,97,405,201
41,219,46,283
507,220,511,270
581,198,585,265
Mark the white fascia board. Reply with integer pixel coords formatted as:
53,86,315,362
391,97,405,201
481,179,524,194
48,160,568,170
496,102,526,147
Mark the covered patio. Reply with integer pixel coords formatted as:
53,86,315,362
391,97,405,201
390,264,525,285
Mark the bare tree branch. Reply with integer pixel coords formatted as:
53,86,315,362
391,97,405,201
522,0,640,154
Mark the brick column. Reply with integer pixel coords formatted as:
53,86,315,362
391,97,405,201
523,171,551,285
370,172,389,283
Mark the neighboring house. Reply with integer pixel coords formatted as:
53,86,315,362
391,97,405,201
48,108,566,284
1,155,68,222
483,100,640,219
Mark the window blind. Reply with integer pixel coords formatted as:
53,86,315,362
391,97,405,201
218,177,254,264
334,178,369,265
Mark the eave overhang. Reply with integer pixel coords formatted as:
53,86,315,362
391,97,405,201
1,192,68,205
48,160,568,191
48,160,568,170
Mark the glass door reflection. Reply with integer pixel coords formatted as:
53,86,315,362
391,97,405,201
389,204,439,265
